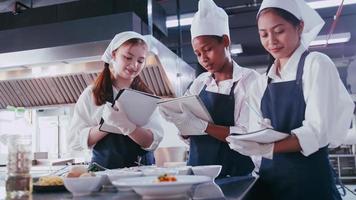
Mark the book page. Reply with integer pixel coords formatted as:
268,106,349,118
158,95,213,123
230,129,289,143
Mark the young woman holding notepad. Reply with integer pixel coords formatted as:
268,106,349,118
227,0,354,199
68,31,163,169
160,0,259,178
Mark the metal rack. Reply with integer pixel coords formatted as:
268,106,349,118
330,153,356,181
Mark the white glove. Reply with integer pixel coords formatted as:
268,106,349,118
159,104,208,136
226,137,274,159
258,118,273,129
158,106,176,123
102,102,136,135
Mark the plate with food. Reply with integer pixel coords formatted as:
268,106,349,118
33,176,67,193
112,174,210,199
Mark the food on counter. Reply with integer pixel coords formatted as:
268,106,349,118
87,162,107,172
156,174,177,182
66,166,88,178
37,176,64,186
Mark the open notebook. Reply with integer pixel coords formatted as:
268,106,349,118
99,89,160,134
158,95,213,123
230,128,289,143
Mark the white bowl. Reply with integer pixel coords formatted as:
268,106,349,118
63,175,105,196
95,169,143,183
191,165,222,180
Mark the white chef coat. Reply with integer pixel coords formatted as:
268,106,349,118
247,45,355,158
185,61,260,133
67,85,164,154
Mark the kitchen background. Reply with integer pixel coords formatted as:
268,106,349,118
0,0,355,183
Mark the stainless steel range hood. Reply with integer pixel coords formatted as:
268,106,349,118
0,35,195,109
0,9,194,110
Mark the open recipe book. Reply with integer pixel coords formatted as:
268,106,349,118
230,128,289,143
157,95,213,123
99,89,161,133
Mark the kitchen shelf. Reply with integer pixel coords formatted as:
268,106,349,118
329,154,356,182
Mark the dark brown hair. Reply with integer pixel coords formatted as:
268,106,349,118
92,38,153,106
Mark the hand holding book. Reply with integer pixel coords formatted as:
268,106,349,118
226,137,274,159
101,102,136,135
99,89,160,134
159,104,208,136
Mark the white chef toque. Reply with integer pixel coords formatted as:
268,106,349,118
257,0,325,47
190,0,230,41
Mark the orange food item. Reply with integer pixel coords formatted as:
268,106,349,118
157,174,177,182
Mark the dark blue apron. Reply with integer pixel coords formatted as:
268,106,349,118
92,134,154,169
188,82,254,178
246,51,341,200
91,92,154,169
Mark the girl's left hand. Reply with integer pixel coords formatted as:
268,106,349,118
102,101,136,135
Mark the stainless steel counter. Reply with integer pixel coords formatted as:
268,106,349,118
1,176,257,200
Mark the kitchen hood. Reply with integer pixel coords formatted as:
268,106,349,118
0,35,195,110
0,8,194,110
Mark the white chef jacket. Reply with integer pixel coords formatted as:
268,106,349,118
185,61,260,133
67,85,164,154
247,45,355,158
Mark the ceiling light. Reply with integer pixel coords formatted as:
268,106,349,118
166,1,356,28
308,0,356,9
230,44,243,55
166,13,194,28
310,32,351,46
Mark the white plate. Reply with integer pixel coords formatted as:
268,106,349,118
113,175,211,199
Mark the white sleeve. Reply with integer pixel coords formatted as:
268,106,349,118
67,88,95,152
230,70,261,134
141,108,164,151
292,53,354,156
246,77,267,132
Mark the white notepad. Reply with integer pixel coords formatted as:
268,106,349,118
229,128,289,143
99,89,160,133
157,95,213,123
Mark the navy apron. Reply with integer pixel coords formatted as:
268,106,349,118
91,92,154,169
246,51,341,200
188,82,254,178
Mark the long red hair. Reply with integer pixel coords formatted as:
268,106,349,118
92,38,153,106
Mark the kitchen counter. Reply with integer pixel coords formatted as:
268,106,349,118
1,176,257,200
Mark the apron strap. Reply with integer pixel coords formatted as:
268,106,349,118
229,81,238,96
266,50,309,85
296,51,309,85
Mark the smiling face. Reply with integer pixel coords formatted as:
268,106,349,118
112,40,148,81
192,35,230,74
257,9,303,62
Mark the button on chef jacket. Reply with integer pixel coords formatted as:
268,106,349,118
247,44,354,169
67,85,164,154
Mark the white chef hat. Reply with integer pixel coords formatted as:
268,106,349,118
190,0,230,41
257,0,325,47
101,31,148,64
